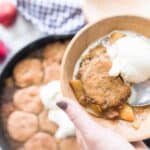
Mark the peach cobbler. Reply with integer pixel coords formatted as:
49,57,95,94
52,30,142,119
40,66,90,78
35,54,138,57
70,31,140,122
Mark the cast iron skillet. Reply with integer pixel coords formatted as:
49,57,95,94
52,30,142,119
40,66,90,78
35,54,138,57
0,34,149,149
0,34,73,150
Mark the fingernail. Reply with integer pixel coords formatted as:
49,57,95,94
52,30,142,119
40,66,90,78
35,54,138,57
56,101,68,110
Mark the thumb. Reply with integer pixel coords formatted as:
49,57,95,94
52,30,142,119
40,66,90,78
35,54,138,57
56,97,136,150
56,97,99,136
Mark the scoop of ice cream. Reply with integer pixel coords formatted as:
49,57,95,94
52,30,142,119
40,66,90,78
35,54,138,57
106,35,150,83
40,81,75,139
48,109,75,139
40,80,61,110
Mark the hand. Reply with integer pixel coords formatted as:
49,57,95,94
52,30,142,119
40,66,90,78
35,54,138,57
56,97,148,150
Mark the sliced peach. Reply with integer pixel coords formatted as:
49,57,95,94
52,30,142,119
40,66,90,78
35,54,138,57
86,103,102,117
70,80,87,106
119,104,135,122
132,122,140,129
110,32,125,43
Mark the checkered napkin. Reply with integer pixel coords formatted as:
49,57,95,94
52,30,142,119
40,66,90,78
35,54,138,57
14,0,86,35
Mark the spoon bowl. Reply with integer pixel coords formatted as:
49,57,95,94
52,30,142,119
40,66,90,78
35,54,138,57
128,81,150,107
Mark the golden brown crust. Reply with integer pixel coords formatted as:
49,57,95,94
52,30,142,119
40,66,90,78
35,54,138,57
59,137,80,150
43,62,60,84
24,132,57,150
79,53,130,109
43,42,67,64
7,111,38,142
13,86,43,114
13,59,43,87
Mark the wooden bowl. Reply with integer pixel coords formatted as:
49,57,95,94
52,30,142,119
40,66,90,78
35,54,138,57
61,15,150,141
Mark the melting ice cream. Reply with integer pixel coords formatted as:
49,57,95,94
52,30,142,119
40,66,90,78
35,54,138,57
40,80,75,139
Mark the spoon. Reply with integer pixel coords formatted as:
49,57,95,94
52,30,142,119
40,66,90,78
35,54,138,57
128,80,150,107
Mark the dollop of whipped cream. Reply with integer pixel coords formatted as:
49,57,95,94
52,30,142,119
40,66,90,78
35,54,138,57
106,34,150,83
40,80,75,139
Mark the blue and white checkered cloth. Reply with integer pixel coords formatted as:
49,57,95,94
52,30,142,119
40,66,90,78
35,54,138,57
14,0,86,35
